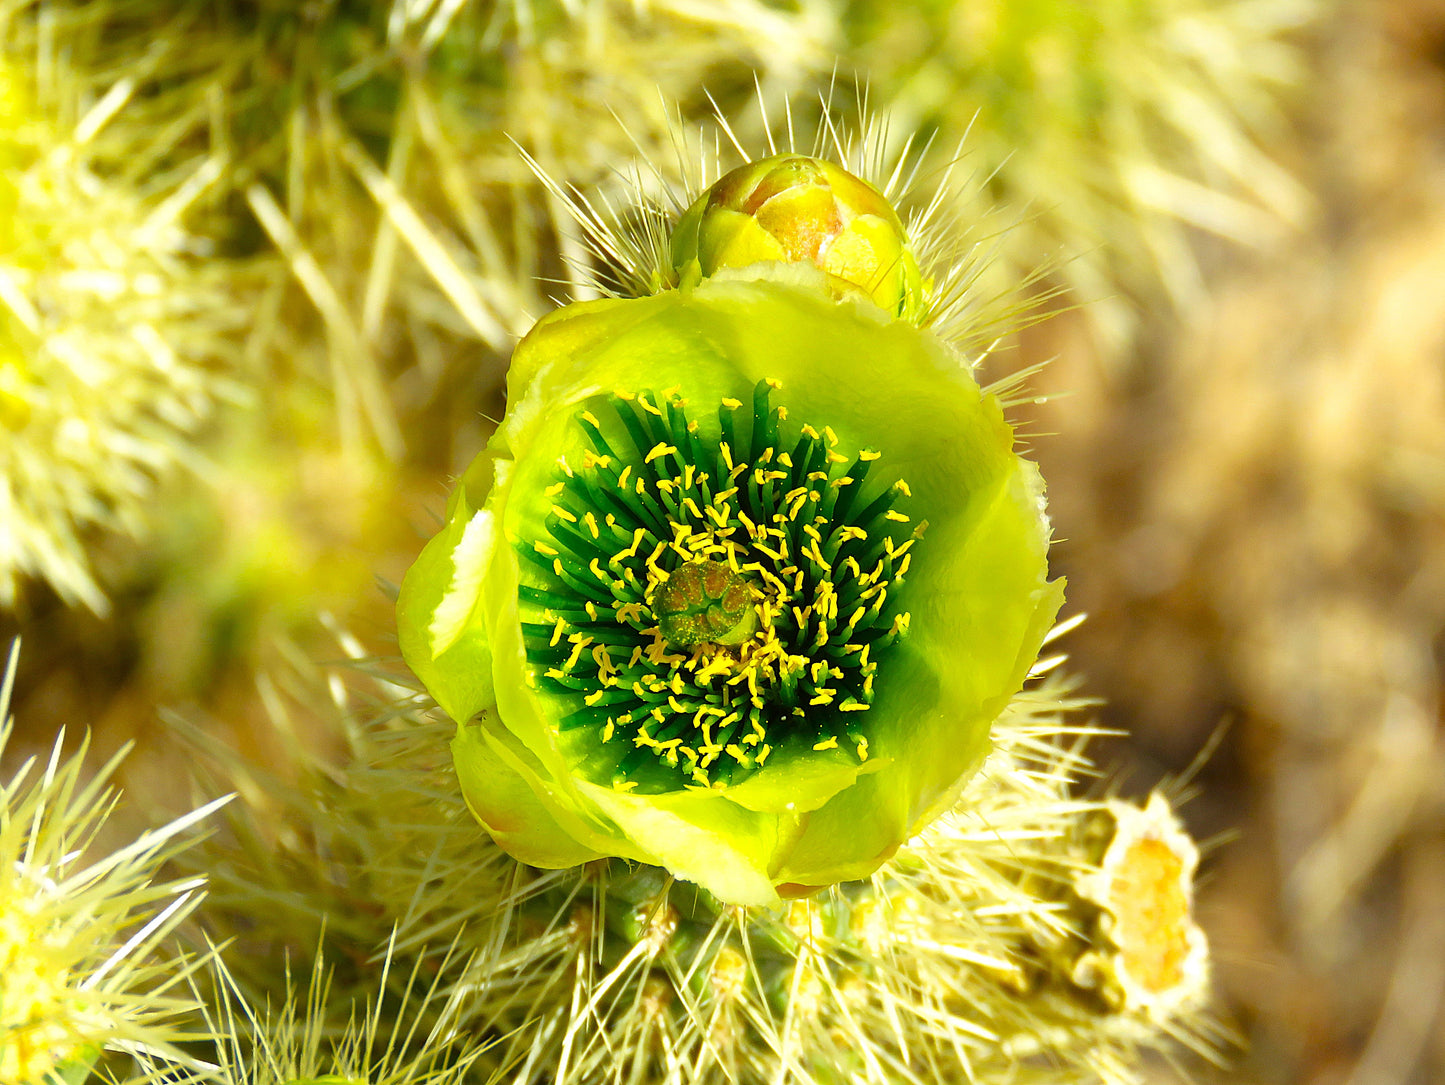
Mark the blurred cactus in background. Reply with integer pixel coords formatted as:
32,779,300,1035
0,45,243,613
838,0,1313,350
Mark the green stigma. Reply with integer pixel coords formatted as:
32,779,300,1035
656,559,758,648
515,380,920,793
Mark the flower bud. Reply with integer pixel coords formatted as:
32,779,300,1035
670,154,926,319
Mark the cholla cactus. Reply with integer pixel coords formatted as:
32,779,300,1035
0,50,240,612
416,675,1223,1085
171,630,1220,1083
841,0,1314,348
0,642,227,1081
379,107,1220,1081
130,936,489,1085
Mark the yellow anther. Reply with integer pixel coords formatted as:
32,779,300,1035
585,690,605,706
885,510,911,523
553,558,566,577
552,505,577,523
638,394,663,416
564,637,593,670
580,409,601,428
551,619,567,647
757,744,772,765
813,735,839,750
856,737,869,760
726,744,751,765
839,701,869,712
602,719,616,742
858,449,881,461
613,779,640,792
618,465,633,489
545,482,566,497
645,442,675,464
584,511,600,538
534,540,559,557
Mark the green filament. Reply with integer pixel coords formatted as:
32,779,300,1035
516,380,920,793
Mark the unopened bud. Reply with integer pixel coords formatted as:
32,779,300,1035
670,154,926,319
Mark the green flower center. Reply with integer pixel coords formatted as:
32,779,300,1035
655,559,758,648
516,381,920,793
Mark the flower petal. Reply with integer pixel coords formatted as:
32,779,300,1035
397,486,497,725
574,781,786,906
452,715,612,869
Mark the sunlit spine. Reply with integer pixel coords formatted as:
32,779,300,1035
0,50,242,613
0,641,227,1083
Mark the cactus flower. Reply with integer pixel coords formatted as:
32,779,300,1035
398,262,1061,906
669,154,927,319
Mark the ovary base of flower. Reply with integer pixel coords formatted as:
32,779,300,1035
399,259,1061,905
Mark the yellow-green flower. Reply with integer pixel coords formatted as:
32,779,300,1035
399,265,1061,905
669,154,927,319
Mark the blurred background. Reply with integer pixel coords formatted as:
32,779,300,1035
1,1,1442,1082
